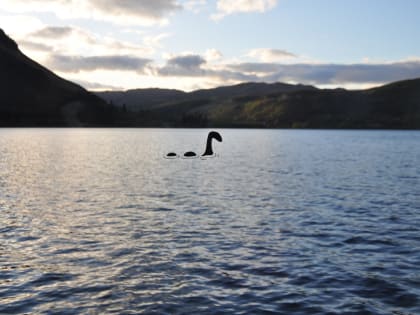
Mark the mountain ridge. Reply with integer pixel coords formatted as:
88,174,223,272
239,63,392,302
96,81,317,111
96,78,420,129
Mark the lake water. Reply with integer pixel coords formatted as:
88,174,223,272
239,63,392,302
0,129,419,315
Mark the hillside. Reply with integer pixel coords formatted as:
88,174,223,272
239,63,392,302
0,29,114,126
96,82,316,111
97,88,187,111
97,79,420,129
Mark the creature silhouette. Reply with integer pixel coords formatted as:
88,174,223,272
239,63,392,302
166,131,223,159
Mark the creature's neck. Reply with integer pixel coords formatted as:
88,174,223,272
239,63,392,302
203,137,213,156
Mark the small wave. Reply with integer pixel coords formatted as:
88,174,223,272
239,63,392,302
29,272,75,287
344,236,396,246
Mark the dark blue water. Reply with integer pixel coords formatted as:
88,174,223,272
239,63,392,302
0,129,419,314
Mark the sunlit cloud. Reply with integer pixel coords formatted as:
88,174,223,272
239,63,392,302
59,69,223,92
45,48,420,91
159,54,206,75
31,26,74,39
72,79,125,91
247,48,297,62
1,0,182,25
50,55,420,92
212,0,278,20
205,49,223,61
46,54,152,73
227,61,420,87
0,14,45,36
12,25,157,72
19,40,53,52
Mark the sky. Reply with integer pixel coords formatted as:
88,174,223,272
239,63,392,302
1,0,420,91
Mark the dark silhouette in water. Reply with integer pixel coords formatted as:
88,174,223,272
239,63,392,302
166,131,223,159
202,131,223,156
184,151,197,157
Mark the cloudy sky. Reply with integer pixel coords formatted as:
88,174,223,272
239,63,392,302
1,0,420,91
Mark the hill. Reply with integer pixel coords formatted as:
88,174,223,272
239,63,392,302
0,29,114,126
97,79,420,129
96,82,316,111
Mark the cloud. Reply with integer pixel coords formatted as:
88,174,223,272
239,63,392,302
48,51,420,90
16,25,156,63
212,0,278,20
159,54,207,76
59,57,420,92
27,26,97,48
72,79,123,91
46,54,152,73
150,51,420,89
18,40,53,52
87,0,181,19
31,26,73,39
2,0,182,25
0,14,45,36
247,48,297,62
156,53,258,83
168,54,206,68
227,61,420,86
205,49,223,61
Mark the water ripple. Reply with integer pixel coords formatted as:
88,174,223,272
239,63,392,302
0,129,419,314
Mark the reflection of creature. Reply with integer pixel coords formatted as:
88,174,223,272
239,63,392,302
166,131,223,159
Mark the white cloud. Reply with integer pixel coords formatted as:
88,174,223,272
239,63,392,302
31,26,73,39
6,25,159,80
72,79,124,91
1,0,182,25
46,54,152,73
158,54,207,76
0,14,45,36
248,48,296,62
57,57,420,92
68,48,420,90
19,40,52,52
212,0,278,20
61,70,221,92
15,26,156,63
205,49,223,61
227,61,420,87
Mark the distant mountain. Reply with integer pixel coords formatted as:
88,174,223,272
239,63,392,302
203,79,420,128
97,79,420,129
96,82,315,111
97,88,187,111
0,29,114,126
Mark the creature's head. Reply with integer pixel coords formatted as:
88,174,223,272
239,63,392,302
209,131,222,142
